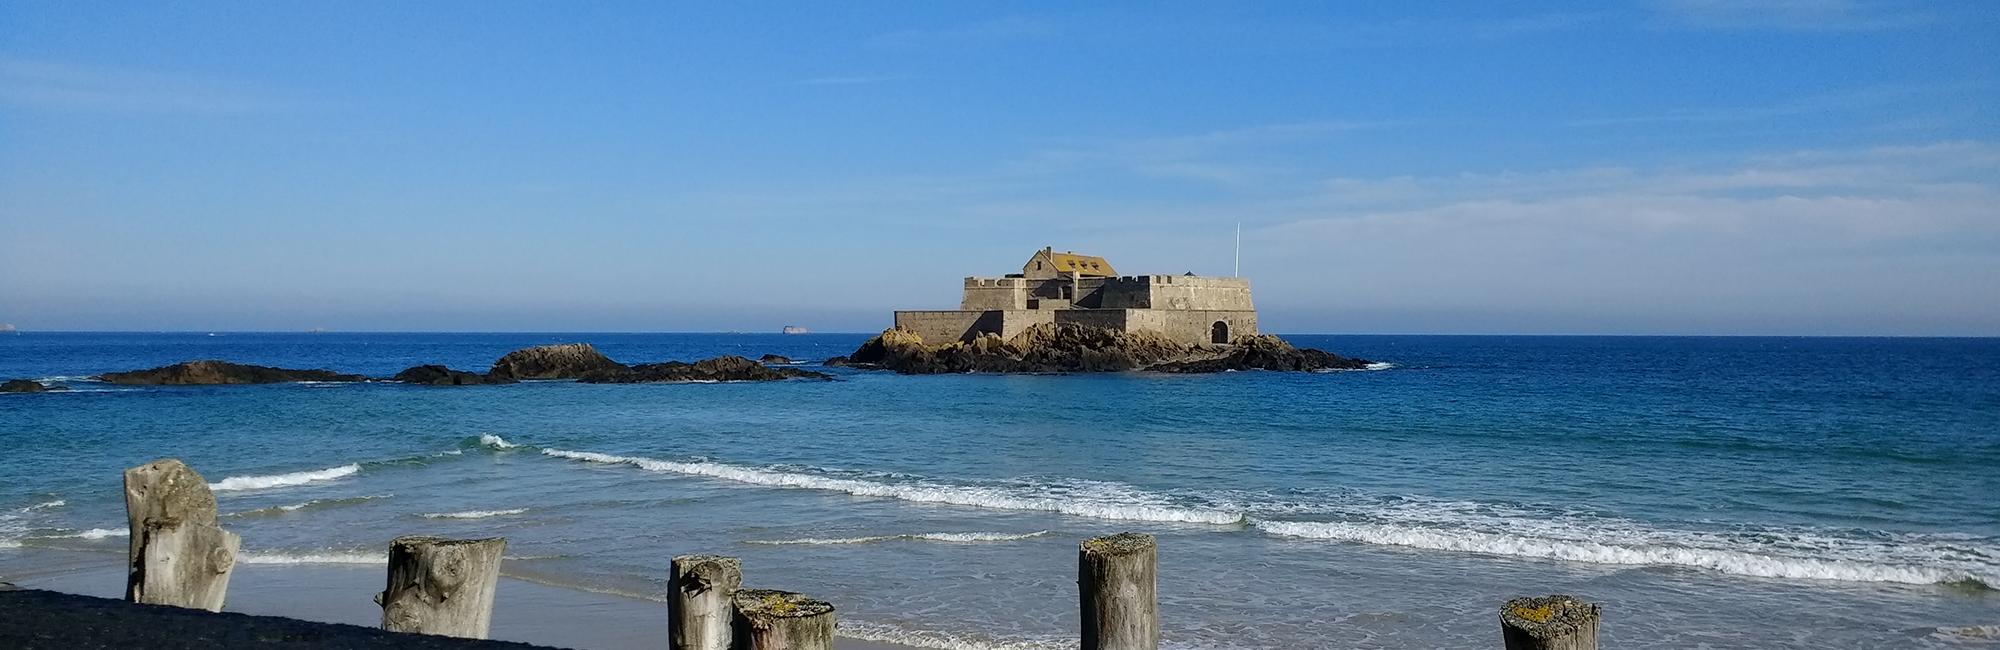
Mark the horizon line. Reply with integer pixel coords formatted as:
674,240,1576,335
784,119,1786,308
2,329,1996,339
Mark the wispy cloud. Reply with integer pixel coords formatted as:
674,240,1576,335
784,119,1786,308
1568,82,1978,127
0,58,290,115
1648,0,1937,31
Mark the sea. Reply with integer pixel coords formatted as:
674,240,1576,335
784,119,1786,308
2,332,1996,649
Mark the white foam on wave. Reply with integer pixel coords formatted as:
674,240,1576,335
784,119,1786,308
1364,362,1395,371
541,448,1242,525
480,434,521,449
422,508,528,519
748,530,1052,546
1253,520,1998,587
47,527,129,540
239,550,384,565
210,464,360,492
14,499,65,513
838,619,1075,650
1928,625,2000,642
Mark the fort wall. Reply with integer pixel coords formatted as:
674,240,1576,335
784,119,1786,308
1099,276,1254,311
895,309,1056,344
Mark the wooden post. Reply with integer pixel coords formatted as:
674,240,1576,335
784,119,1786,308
378,536,506,638
730,589,834,650
1501,595,1600,650
1079,532,1159,650
671,555,742,650
124,458,239,612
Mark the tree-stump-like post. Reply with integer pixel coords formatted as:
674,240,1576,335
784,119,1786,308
378,536,506,638
124,459,240,612
1079,532,1159,650
730,589,834,650
671,555,742,650
1501,595,1600,650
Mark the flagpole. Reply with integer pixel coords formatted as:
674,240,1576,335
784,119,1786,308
1233,222,1241,277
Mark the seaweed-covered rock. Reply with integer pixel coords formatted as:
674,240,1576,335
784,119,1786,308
1148,334,1370,372
578,355,830,383
391,365,517,386
489,343,625,380
2,379,48,393
844,323,1371,374
98,361,367,385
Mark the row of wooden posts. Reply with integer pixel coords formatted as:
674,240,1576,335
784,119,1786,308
120,458,1602,649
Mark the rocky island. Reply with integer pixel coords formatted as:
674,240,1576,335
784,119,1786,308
66,343,824,387
841,323,1369,374
98,360,368,385
850,247,1373,374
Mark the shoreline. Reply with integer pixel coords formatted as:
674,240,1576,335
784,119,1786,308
8,551,915,650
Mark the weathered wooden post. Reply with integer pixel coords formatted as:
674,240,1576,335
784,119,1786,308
124,458,240,612
1500,594,1600,650
730,589,834,650
671,554,742,650
378,536,506,638
1079,532,1159,650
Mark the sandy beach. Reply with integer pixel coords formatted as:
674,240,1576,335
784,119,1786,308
8,549,910,650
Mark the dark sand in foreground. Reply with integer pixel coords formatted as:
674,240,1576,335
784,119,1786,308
8,551,910,650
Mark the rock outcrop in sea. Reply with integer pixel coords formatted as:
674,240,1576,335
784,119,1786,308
488,343,626,380
2,379,64,393
758,354,794,364
843,323,1371,374
578,355,830,383
97,361,368,385
390,365,518,386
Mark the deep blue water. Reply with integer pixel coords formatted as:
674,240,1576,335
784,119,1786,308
3,333,1998,648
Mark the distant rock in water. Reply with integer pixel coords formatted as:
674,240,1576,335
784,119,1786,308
844,323,1371,374
3,379,52,393
759,354,794,364
578,355,831,383
391,365,517,386
98,360,367,385
821,356,852,367
489,343,626,380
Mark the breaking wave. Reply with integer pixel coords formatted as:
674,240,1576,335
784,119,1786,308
1252,519,1998,588
1927,625,2000,643
540,448,1243,525
479,434,521,449
48,528,128,540
422,508,528,519
748,531,1052,545
210,464,360,492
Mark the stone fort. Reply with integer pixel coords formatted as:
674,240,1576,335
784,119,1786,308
894,247,1259,346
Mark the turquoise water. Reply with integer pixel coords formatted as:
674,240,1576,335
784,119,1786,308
3,333,1997,648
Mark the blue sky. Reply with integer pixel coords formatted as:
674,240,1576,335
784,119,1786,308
2,1,1996,334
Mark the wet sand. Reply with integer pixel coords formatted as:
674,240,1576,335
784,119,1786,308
9,551,910,650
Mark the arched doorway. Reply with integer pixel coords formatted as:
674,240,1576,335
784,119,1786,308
1211,321,1230,344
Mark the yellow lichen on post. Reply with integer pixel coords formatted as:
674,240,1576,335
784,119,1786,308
1501,595,1600,650
1510,602,1556,623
